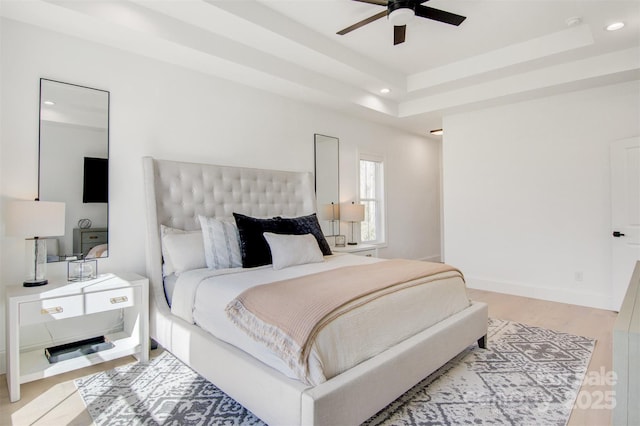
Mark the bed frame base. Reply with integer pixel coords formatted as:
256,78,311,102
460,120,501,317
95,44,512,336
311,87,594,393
301,301,488,425
149,278,487,426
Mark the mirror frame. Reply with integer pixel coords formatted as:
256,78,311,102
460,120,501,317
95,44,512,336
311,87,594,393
38,78,110,262
314,134,340,238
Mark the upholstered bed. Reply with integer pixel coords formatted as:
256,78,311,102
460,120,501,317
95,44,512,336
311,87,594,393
143,156,488,425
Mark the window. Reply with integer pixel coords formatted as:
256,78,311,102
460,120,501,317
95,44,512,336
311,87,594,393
359,155,385,244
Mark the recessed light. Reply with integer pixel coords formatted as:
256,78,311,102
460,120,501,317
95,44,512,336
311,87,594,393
43,100,55,106
380,88,391,94
430,129,443,136
606,22,625,31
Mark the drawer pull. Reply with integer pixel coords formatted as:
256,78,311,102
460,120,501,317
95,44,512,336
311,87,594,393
110,296,128,304
88,236,99,240
41,307,63,315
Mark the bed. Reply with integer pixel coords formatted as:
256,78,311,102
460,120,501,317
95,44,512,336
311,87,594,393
142,156,488,425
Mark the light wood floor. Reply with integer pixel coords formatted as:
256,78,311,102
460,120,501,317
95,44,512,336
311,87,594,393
0,289,618,426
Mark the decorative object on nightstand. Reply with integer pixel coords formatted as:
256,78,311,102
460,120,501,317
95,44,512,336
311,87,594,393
6,199,65,287
342,201,365,245
68,258,98,281
78,218,92,229
335,235,346,247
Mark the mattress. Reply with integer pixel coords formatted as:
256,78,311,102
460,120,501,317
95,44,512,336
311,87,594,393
169,253,471,384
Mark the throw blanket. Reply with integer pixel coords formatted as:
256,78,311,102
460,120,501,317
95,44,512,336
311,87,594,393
226,259,463,383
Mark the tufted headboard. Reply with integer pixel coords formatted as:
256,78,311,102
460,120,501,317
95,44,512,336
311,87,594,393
142,156,316,316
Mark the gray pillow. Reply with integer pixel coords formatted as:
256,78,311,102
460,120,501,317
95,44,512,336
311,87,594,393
198,216,242,269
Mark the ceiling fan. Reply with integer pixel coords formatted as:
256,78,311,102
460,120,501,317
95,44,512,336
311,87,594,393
337,0,466,45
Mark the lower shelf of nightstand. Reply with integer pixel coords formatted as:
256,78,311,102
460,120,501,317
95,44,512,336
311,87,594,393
19,332,141,384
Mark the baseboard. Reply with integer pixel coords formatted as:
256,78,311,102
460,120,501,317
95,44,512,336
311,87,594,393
466,276,613,311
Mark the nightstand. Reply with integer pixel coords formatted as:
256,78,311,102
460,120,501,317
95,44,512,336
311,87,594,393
5,272,149,402
73,227,108,256
332,243,378,257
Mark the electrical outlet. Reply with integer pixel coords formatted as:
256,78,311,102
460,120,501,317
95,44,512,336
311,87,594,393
574,272,584,282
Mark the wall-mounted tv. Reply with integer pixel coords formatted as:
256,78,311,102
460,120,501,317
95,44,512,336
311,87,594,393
82,157,108,203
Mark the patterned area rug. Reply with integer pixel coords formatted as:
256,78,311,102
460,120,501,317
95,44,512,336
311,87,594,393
76,319,594,425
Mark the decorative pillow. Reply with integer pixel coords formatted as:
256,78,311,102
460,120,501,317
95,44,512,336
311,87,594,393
233,212,332,268
160,224,187,276
263,232,324,270
198,215,242,270
276,213,332,256
233,213,285,268
160,225,206,275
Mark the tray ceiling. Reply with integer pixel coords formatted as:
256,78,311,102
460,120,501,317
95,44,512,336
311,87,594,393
2,0,638,136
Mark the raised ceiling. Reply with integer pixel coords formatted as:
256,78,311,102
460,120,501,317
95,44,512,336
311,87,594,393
2,0,639,136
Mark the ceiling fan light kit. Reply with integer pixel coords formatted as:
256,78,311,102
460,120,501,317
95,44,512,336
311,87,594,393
338,0,466,45
388,4,414,26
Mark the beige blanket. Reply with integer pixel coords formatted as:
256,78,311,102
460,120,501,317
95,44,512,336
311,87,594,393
226,259,463,382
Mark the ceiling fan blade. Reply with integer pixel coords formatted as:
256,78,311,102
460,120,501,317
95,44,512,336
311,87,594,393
352,0,388,5
337,10,387,35
394,25,406,45
415,5,466,26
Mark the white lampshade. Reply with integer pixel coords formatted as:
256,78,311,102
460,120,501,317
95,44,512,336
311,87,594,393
319,203,340,221
342,202,365,222
6,200,66,237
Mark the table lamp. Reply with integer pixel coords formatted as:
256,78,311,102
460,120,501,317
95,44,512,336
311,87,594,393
342,201,365,245
319,202,340,236
6,199,66,287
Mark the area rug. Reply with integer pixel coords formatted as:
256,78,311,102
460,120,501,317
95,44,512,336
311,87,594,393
75,319,595,425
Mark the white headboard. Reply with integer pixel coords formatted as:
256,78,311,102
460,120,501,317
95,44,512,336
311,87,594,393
142,156,316,317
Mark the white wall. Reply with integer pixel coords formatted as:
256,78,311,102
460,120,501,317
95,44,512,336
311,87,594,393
0,19,441,369
442,81,640,311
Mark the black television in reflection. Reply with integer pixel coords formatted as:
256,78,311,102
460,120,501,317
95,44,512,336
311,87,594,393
82,157,108,203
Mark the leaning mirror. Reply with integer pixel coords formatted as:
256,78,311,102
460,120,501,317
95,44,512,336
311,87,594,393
314,134,339,238
39,79,109,262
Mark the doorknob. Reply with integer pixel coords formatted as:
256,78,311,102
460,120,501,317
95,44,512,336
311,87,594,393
613,231,625,237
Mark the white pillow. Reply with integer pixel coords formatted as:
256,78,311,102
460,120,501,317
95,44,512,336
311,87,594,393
263,232,324,270
160,225,206,275
198,215,242,269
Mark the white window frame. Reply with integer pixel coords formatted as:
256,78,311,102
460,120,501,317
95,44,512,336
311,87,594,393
358,152,386,245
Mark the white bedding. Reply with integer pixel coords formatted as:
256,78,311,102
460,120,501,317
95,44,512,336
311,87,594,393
170,253,470,384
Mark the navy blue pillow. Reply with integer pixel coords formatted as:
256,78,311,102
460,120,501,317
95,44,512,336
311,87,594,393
233,213,332,268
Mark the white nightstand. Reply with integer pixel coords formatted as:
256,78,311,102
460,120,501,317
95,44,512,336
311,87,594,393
332,243,378,257
5,272,149,402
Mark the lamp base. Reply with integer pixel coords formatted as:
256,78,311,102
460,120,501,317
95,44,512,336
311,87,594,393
347,242,358,246
24,279,48,287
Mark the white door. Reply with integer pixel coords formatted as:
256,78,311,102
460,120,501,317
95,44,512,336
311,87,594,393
611,136,640,311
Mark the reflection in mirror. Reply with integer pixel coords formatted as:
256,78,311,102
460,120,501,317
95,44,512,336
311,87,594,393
314,134,339,237
39,79,109,262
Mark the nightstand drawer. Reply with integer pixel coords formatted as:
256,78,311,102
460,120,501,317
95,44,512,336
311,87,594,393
85,287,137,314
332,244,378,257
19,295,85,326
81,231,107,244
